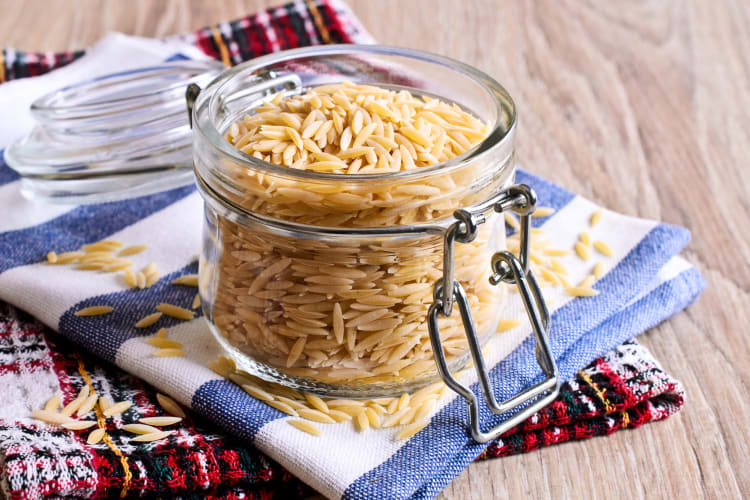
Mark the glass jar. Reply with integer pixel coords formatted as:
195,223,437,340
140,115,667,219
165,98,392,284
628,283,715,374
192,45,519,398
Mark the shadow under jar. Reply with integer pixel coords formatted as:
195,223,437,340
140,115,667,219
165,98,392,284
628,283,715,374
192,45,518,398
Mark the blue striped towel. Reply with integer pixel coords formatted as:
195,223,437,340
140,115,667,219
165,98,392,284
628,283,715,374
1,34,704,500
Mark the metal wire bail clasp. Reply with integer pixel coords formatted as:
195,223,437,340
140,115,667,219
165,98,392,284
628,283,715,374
428,184,560,443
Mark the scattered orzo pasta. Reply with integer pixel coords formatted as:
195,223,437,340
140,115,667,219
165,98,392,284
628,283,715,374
564,286,600,297
87,428,106,444
355,411,370,432
577,275,596,288
298,408,336,424
62,420,97,430
589,209,603,227
74,305,113,317
156,393,186,418
102,401,132,417
82,240,123,253
123,268,137,288
268,400,299,416
152,348,186,358
593,240,613,257
55,251,85,264
42,239,155,286
579,231,591,246
31,409,73,425
394,421,428,441
156,303,194,320
135,312,163,328
144,264,160,287
574,242,591,261
172,274,199,286
208,355,448,439
118,244,149,257
122,423,160,435
99,397,112,411
145,337,184,349
241,384,275,403
32,386,188,447
140,416,182,426
61,386,89,416
76,393,99,417
505,222,608,300
130,430,173,442
288,419,321,436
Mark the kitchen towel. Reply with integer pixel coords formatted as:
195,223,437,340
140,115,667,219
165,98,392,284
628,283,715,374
0,302,684,499
0,1,704,499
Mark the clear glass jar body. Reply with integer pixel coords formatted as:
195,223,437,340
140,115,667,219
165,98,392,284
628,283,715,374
193,45,517,397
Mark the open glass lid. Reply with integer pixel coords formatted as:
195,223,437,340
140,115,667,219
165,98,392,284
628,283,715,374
4,59,225,204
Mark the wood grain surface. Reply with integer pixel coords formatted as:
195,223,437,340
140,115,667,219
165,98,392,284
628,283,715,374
2,1,748,498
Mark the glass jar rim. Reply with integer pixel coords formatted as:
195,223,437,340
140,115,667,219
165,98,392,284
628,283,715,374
193,44,517,184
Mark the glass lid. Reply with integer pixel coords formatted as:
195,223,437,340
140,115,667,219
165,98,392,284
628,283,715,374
4,59,224,204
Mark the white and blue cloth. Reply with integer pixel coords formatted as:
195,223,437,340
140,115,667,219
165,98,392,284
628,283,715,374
0,35,704,500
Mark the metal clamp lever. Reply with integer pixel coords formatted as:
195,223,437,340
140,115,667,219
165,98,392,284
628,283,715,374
428,184,560,443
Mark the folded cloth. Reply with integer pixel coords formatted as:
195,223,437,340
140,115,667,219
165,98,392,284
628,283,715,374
0,2,705,499
0,303,684,500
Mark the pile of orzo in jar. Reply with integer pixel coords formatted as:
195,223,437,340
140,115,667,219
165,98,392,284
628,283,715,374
208,82,505,386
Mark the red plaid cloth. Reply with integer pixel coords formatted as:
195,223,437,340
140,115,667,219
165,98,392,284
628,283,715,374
0,2,686,498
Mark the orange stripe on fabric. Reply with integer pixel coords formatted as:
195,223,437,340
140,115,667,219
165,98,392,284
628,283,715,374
212,27,231,67
621,410,630,429
77,358,132,498
579,370,615,414
307,0,331,43
0,50,5,84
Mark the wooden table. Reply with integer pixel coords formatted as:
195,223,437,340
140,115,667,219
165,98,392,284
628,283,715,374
2,1,747,498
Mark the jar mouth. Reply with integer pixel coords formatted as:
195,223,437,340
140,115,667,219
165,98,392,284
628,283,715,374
193,44,516,183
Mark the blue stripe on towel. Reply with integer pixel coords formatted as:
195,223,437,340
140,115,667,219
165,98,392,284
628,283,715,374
0,185,194,274
345,222,692,500
58,261,199,362
192,380,287,442
406,266,705,500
